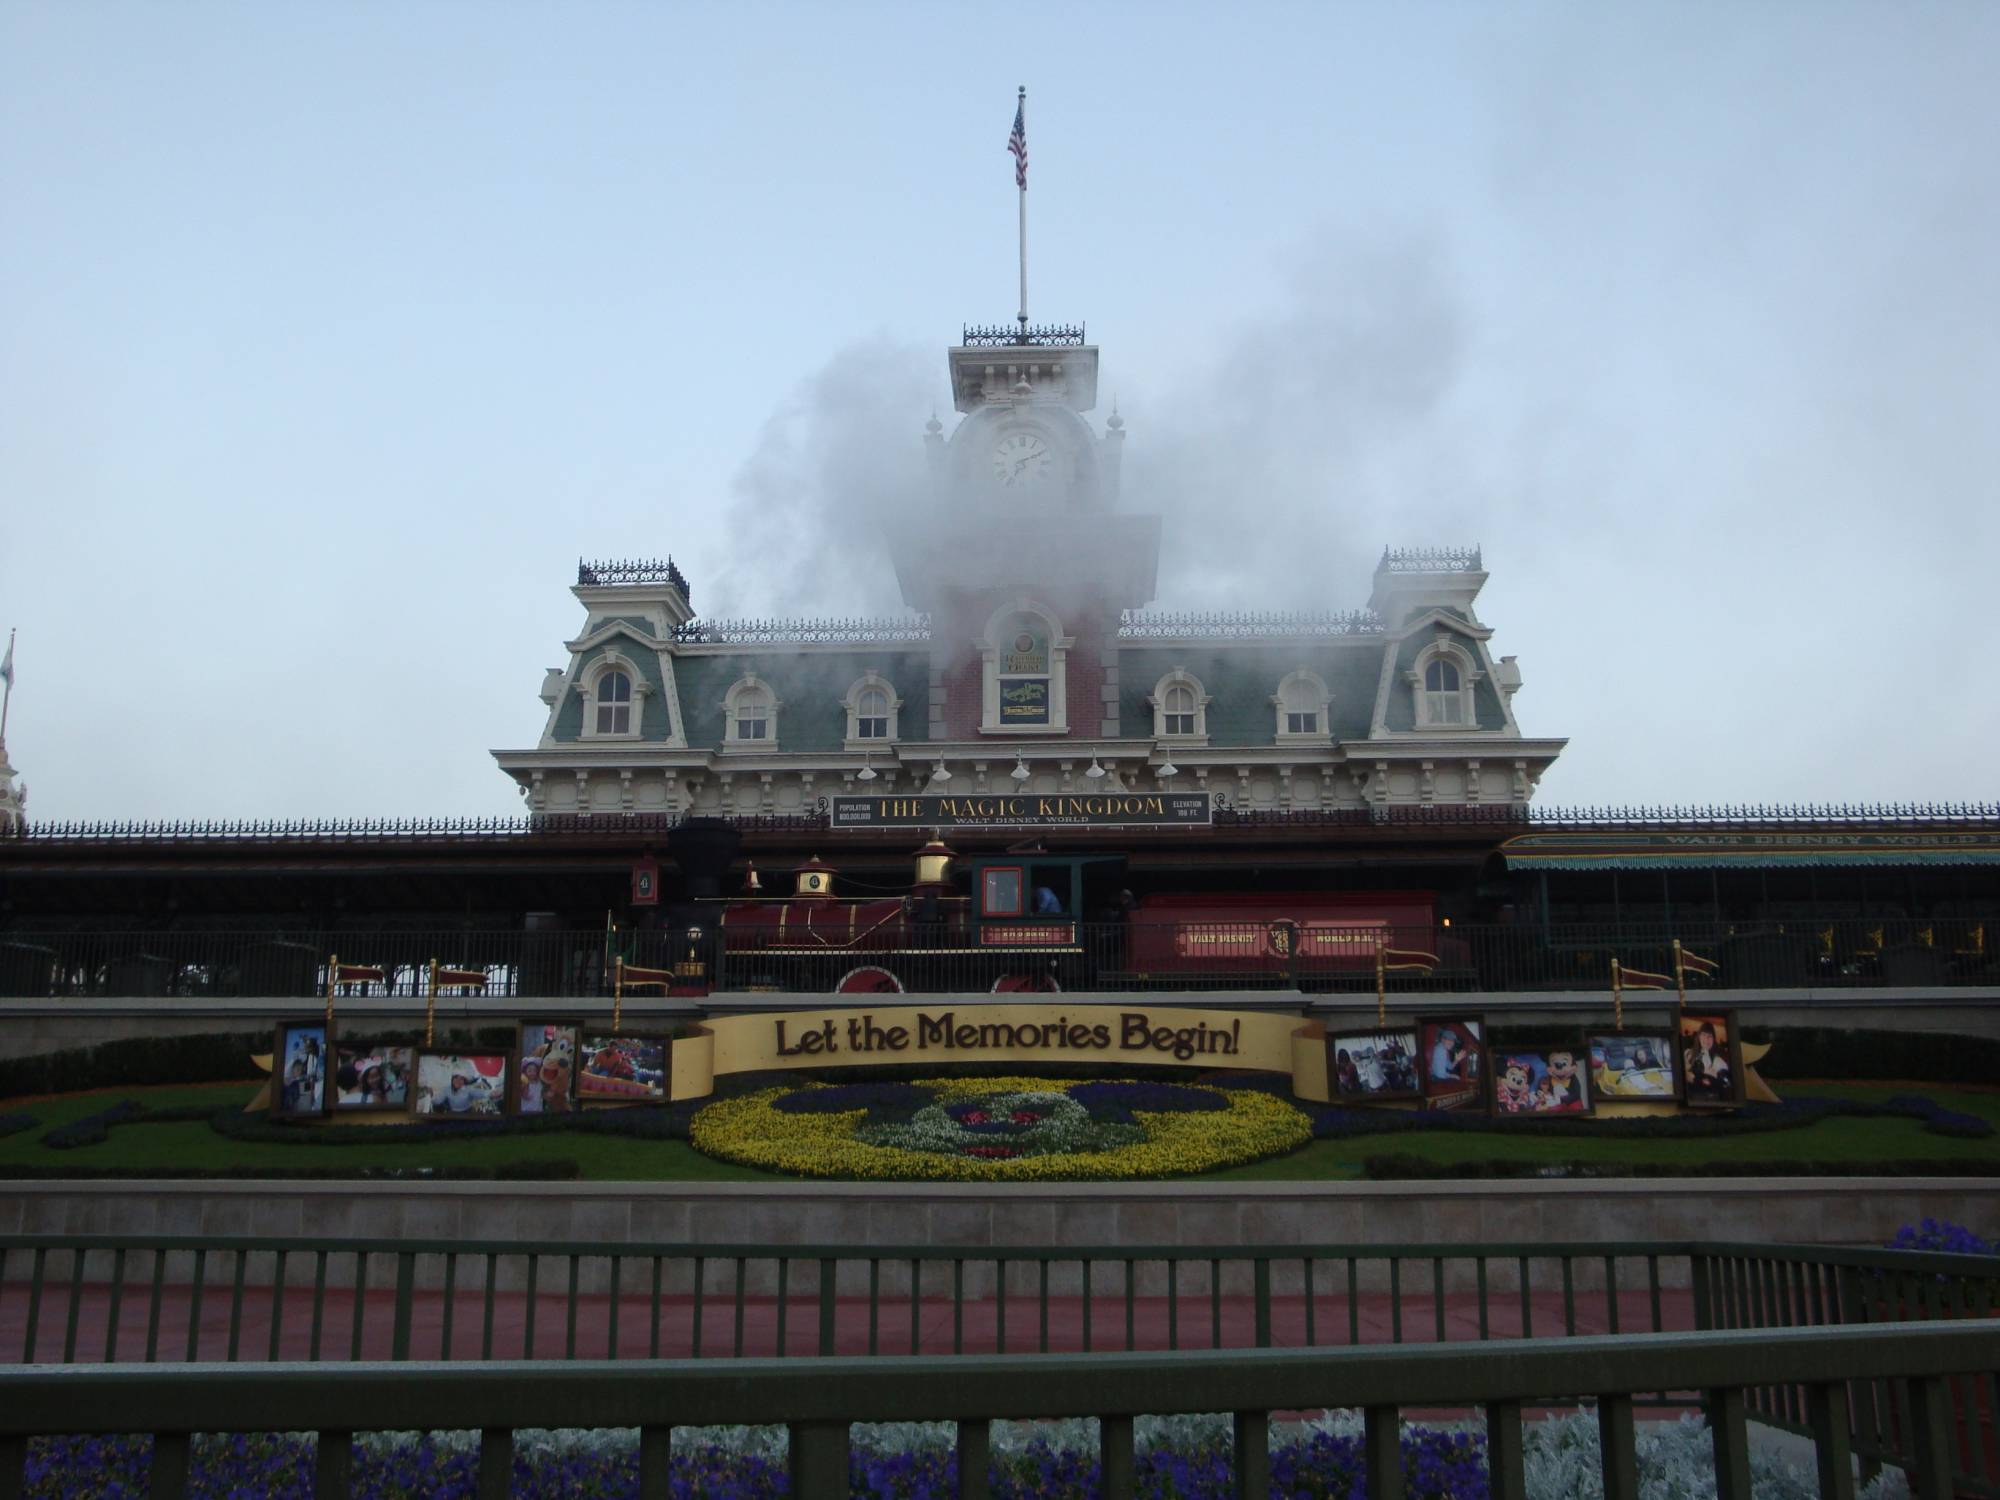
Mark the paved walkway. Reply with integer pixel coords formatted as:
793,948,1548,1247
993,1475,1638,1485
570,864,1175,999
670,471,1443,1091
1,1281,1695,1363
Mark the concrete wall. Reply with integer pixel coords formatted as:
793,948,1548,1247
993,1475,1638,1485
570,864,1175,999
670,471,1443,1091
7,1178,1997,1295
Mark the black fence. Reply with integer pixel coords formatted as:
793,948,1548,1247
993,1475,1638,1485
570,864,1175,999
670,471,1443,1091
0,916,1990,999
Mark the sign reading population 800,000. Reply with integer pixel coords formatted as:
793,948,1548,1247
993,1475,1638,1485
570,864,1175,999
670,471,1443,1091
830,792,1213,831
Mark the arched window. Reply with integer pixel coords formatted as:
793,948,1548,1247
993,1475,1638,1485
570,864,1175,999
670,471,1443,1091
594,671,633,735
723,676,779,749
1424,658,1462,725
843,671,903,748
1148,669,1209,741
1273,669,1331,742
1410,642,1480,729
580,657,649,740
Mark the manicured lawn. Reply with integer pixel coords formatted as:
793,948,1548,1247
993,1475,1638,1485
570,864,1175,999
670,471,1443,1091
4,1080,1996,1182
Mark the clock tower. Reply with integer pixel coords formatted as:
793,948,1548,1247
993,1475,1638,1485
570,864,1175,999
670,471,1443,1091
892,323,1161,617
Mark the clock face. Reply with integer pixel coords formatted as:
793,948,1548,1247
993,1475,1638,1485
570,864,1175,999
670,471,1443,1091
991,431,1053,486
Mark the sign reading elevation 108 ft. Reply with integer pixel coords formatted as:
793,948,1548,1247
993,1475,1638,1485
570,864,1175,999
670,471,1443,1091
831,792,1213,830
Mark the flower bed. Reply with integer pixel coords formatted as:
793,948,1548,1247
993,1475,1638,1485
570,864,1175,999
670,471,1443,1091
18,1413,1913,1498
689,1077,1312,1180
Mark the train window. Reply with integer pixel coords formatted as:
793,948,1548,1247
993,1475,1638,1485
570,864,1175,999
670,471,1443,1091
983,866,1024,917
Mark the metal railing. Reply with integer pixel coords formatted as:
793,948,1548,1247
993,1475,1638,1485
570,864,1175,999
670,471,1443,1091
1,916,1991,998
2,1321,1995,1498
7,1236,1996,1370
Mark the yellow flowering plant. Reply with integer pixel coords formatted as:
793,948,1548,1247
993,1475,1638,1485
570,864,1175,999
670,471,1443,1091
689,1075,1313,1181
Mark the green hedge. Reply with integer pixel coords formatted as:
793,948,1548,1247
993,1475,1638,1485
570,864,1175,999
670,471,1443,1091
0,1160,583,1181
1362,1153,2000,1180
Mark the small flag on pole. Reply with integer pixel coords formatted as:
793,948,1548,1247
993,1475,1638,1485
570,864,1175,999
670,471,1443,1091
1008,98,1028,189
433,966,488,989
333,963,386,985
0,633,13,688
1617,964,1675,991
619,963,675,989
1380,946,1440,975
1677,948,1719,980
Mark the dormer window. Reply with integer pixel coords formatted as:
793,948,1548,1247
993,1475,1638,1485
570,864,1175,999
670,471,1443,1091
724,676,779,749
1424,659,1463,724
594,671,632,734
1410,641,1481,730
1274,670,1331,743
1149,669,1209,742
843,671,903,749
580,658,649,741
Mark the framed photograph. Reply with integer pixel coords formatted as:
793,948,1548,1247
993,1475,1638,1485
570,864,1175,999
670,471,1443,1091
1328,1028,1422,1102
1491,1044,1593,1118
1417,1015,1487,1111
516,1022,580,1115
411,1050,511,1118
273,1021,330,1118
1588,1032,1681,1102
1679,1010,1745,1108
578,1032,671,1104
331,1041,414,1113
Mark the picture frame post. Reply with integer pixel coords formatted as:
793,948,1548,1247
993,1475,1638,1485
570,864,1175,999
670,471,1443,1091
613,955,624,1032
425,957,439,1048
1612,958,1624,1032
1672,938,1687,1024
1374,943,1385,1027
325,951,338,1029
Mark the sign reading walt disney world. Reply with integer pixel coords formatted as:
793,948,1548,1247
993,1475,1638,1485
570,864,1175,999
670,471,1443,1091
830,792,1213,830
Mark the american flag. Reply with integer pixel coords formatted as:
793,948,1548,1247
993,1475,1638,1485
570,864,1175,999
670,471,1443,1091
1008,99,1027,189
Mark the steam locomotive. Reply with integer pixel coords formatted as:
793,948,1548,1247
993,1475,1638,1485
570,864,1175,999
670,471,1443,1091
693,836,1458,995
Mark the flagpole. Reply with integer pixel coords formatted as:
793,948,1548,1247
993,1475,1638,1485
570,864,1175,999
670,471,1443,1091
614,956,625,1033
326,952,338,1030
1375,943,1386,1028
1016,86,1029,332
426,958,439,1048
1612,958,1624,1032
0,629,15,745
1672,938,1686,1029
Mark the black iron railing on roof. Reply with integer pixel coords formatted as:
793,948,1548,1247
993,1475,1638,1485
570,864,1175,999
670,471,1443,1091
576,558,691,599
671,615,933,646
5,803,1998,845
959,323,1086,348
1117,608,1384,639
1379,546,1482,573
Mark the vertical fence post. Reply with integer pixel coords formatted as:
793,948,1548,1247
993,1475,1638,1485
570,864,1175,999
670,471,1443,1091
789,1421,848,1496
1485,1400,1525,1500
476,1428,513,1500
0,1434,24,1500
1706,1387,1753,1500
955,1418,991,1500
1597,1393,1638,1500
1100,1414,1135,1500
819,1258,838,1356
152,1431,192,1500
1905,1375,1958,1500
392,1253,416,1362
316,1428,353,1499
1253,1260,1272,1348
639,1426,672,1498
1808,1380,1858,1500
1233,1410,1270,1499
1363,1404,1404,1500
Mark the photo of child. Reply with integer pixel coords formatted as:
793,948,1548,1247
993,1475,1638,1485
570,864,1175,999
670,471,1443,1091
412,1052,509,1117
1492,1046,1592,1117
275,1023,328,1117
1589,1033,1679,1100
579,1034,669,1103
1328,1029,1421,1100
332,1043,412,1110
1418,1017,1485,1110
516,1023,579,1114
1680,1012,1741,1107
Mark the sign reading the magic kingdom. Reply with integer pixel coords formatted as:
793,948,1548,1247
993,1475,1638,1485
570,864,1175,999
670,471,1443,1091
830,792,1212,831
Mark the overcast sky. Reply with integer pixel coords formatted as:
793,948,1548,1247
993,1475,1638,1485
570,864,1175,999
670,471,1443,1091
2,2,1994,821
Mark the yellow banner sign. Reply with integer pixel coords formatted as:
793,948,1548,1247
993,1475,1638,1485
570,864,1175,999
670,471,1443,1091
671,1004,1329,1103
